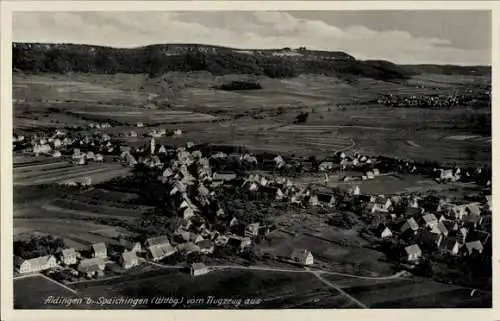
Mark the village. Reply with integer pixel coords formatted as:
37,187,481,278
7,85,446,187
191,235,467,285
12,120,492,292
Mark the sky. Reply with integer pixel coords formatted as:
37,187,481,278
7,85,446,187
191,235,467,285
13,11,491,65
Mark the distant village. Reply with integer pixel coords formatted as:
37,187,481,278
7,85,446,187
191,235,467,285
12,122,492,284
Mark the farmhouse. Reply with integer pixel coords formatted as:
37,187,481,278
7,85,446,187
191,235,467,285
212,172,237,183
319,161,333,172
78,258,106,278
119,251,139,269
91,243,107,259
15,255,58,274
148,244,177,261
191,262,209,277
290,249,314,266
308,195,320,206
404,244,422,262
463,214,483,228
177,242,201,255
60,248,78,266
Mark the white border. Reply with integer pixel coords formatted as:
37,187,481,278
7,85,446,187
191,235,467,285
1,2,498,321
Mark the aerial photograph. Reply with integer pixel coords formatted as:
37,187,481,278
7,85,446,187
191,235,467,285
11,10,491,309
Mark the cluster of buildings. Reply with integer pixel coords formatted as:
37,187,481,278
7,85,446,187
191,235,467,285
376,94,480,108
367,193,491,264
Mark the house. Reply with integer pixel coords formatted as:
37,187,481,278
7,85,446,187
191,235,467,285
366,171,375,180
317,194,336,208
176,242,200,255
198,239,215,254
416,230,443,250
465,241,484,255
400,217,419,234
190,234,205,244
485,195,492,212
191,262,209,276
466,230,490,244
119,239,142,253
60,248,78,265
421,213,438,229
370,196,392,213
245,223,260,237
145,236,170,248
15,255,58,274
437,220,458,237
308,195,320,207
463,214,483,228
148,244,177,261
373,168,381,176
404,244,422,262
215,235,229,246
350,185,361,196
290,248,314,266
119,251,139,269
403,207,424,218
376,224,393,238
319,162,333,172
183,208,196,220
438,237,461,256
275,188,285,201
78,258,105,277
91,243,107,259
456,227,469,244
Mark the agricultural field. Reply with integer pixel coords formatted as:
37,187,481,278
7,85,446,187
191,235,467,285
14,161,131,187
324,274,491,308
69,268,358,309
14,275,78,309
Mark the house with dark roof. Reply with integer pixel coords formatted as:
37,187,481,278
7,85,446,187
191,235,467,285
439,237,462,256
416,230,443,250
437,220,458,237
245,223,260,237
317,194,336,208
463,214,483,228
403,207,424,218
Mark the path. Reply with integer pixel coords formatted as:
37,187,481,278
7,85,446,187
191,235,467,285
305,267,368,309
14,273,78,295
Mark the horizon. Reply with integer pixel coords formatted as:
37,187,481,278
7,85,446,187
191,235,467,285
12,41,492,68
13,11,491,66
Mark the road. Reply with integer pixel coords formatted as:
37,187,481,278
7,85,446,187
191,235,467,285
306,267,368,308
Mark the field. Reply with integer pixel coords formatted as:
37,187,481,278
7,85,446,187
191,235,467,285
323,274,491,308
14,275,78,309
13,155,131,186
13,71,491,167
68,268,359,309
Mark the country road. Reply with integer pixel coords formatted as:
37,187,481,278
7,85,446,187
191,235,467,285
306,267,368,309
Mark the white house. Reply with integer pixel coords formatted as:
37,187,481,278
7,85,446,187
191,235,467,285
16,255,58,274
290,248,314,266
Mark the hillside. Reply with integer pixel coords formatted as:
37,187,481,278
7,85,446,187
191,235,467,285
13,42,419,81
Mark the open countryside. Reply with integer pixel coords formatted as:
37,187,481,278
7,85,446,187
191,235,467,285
12,35,491,309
